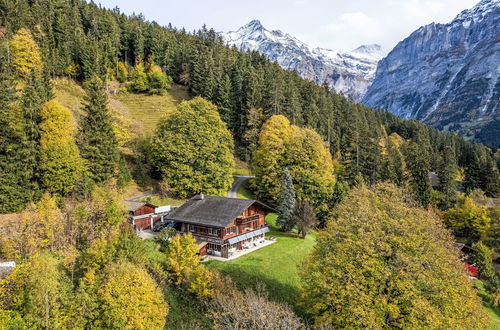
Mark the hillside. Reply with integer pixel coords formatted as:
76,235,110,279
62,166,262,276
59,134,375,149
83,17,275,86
363,0,499,147
54,79,190,133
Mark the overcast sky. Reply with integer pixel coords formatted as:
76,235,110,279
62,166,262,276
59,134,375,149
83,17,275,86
94,0,479,52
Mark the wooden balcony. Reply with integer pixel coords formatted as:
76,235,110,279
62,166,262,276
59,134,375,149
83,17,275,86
236,214,260,225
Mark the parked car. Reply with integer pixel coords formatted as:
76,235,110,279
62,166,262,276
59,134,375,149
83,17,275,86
152,221,174,232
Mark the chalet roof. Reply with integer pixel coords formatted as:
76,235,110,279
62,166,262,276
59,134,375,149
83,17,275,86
125,201,156,212
165,195,275,228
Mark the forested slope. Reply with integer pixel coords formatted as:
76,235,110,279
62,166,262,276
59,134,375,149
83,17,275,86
0,0,497,215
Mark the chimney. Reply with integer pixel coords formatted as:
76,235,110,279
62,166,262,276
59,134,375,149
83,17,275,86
200,193,204,200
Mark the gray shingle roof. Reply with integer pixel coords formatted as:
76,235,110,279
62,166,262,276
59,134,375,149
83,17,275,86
125,201,156,212
165,195,275,228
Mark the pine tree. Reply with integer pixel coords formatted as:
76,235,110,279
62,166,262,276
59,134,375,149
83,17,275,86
78,77,119,183
276,168,296,232
437,145,457,208
403,141,432,207
0,58,33,212
19,70,50,202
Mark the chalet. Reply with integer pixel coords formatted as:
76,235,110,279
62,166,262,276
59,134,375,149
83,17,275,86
126,201,157,217
126,201,157,230
165,194,275,258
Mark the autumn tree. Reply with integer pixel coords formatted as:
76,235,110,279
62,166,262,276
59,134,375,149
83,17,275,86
300,183,489,329
150,97,234,198
116,62,128,83
9,28,42,76
39,100,85,195
78,77,119,183
276,168,296,231
96,262,168,329
471,241,495,278
147,64,172,94
165,234,212,297
209,278,304,330
14,193,64,259
443,196,491,243
252,115,335,219
293,199,316,238
0,254,70,329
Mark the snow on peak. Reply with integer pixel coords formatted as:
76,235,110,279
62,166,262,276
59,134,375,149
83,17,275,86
222,20,385,99
454,0,499,25
351,44,384,59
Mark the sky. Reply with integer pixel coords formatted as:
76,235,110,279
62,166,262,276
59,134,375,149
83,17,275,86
93,0,479,52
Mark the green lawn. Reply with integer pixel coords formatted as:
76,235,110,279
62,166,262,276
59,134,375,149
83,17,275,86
53,78,190,133
206,214,316,316
111,84,189,132
140,194,186,207
475,280,500,329
236,180,254,199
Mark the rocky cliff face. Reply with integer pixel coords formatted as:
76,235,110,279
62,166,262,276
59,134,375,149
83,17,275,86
223,20,384,101
363,0,500,147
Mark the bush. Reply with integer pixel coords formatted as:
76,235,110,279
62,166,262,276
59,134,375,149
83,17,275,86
147,65,172,94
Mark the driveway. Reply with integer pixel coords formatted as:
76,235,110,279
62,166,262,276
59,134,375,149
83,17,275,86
228,175,254,198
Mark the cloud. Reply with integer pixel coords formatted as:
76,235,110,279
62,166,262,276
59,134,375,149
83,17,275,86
324,12,382,39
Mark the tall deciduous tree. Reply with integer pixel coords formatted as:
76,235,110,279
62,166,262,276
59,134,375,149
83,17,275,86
78,77,119,183
300,183,489,329
9,28,43,76
150,97,234,198
252,115,335,221
293,199,316,238
0,254,70,329
276,169,296,232
443,197,490,243
96,262,168,329
165,233,212,297
39,100,85,195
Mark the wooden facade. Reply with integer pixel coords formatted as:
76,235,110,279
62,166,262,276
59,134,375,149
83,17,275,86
174,199,272,258
129,203,155,217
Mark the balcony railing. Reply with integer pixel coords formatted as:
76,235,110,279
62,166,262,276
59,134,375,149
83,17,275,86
236,214,259,225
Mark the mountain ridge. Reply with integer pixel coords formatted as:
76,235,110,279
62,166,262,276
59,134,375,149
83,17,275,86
363,0,499,147
222,20,384,100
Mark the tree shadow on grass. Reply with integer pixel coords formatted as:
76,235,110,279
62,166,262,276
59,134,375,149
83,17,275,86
214,264,309,318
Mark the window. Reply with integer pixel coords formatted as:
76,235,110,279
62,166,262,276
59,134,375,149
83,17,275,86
189,224,194,232
208,243,221,251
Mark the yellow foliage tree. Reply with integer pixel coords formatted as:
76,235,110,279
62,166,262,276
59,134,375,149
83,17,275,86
300,183,489,328
97,262,168,329
165,234,212,297
9,28,43,76
0,253,69,329
39,100,85,195
252,115,335,215
15,194,64,258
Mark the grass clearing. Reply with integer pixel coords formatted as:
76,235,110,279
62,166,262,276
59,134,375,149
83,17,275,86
53,78,189,133
233,157,252,176
237,180,254,200
140,194,187,207
111,85,189,132
206,214,316,316
474,280,500,329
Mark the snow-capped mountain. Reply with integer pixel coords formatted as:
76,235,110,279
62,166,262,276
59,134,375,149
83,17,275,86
223,20,384,100
363,0,500,147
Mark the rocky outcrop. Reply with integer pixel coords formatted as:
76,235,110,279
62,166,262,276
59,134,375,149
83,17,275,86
363,0,500,147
